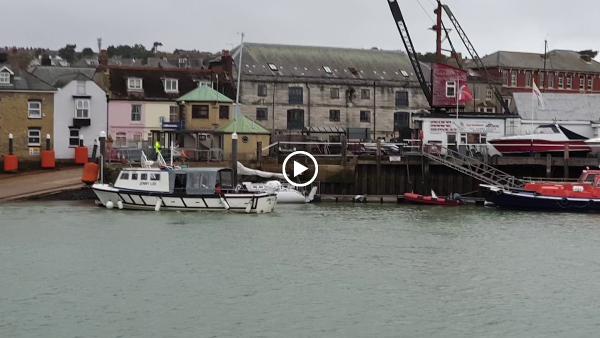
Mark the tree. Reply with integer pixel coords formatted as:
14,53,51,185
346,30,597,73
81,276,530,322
80,47,95,57
58,44,77,63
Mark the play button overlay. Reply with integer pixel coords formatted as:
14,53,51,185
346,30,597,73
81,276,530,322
294,161,308,177
282,151,319,187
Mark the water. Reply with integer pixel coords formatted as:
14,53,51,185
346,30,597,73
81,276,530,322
1,201,600,337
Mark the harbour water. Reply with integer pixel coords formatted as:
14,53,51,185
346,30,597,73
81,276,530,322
2,201,600,337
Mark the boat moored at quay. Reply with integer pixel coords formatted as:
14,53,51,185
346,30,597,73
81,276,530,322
92,166,277,213
482,170,600,212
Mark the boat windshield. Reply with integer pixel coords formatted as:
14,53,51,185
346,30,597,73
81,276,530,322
534,125,559,134
578,173,596,183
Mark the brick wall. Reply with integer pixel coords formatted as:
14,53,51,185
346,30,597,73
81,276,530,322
0,92,54,159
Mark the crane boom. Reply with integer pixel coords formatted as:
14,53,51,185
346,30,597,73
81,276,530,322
441,4,511,114
387,0,432,105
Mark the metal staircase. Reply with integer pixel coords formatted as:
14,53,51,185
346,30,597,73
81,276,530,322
421,145,525,189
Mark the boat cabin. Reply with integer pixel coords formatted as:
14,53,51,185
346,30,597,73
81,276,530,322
114,167,234,195
577,170,600,185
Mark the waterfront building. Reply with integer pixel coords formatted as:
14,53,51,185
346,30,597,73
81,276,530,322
232,43,430,141
0,64,55,159
99,51,235,149
30,66,107,159
469,49,600,113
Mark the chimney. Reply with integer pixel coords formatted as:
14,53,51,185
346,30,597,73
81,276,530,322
221,50,233,75
98,49,108,67
41,54,51,66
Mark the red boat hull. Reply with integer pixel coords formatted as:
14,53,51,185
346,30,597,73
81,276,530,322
489,139,590,155
403,193,462,206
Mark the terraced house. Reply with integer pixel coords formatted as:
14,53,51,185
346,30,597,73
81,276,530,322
0,64,55,159
233,43,430,141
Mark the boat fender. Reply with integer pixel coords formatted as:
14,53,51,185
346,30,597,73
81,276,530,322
81,162,100,185
106,201,114,209
117,201,124,210
155,200,161,212
220,196,231,210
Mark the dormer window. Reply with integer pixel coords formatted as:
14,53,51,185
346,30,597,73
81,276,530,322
164,78,178,93
127,77,143,91
0,66,13,85
0,72,10,85
268,63,278,72
323,66,332,74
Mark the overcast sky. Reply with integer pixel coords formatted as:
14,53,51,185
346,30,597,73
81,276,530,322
5,0,599,57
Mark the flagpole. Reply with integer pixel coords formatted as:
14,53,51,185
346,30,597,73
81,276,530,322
456,78,460,150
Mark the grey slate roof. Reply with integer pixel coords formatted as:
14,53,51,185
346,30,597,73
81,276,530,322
30,66,96,88
233,43,422,84
479,50,600,73
0,64,55,91
514,92,600,121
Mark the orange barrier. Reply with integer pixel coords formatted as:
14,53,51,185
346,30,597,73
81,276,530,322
41,150,56,169
3,155,18,172
81,162,99,185
74,147,88,165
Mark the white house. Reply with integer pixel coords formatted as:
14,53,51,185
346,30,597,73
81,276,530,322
31,66,107,159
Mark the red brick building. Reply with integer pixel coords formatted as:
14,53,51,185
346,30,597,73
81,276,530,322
470,50,600,113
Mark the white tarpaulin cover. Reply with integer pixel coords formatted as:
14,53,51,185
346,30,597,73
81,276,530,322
237,162,285,179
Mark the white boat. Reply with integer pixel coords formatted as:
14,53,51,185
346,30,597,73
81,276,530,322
243,180,318,203
92,166,277,213
237,162,318,203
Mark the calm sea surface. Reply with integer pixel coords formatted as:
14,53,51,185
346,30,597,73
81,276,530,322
1,201,600,337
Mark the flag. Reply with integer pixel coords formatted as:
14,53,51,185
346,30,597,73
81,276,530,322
458,84,474,103
532,80,545,108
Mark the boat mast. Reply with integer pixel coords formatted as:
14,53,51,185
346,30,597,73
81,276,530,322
232,32,245,187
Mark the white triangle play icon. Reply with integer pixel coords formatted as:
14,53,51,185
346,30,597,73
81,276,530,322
293,161,308,177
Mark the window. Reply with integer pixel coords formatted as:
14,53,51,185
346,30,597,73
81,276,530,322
28,128,41,146
256,108,268,121
0,72,9,85
120,172,129,180
178,58,188,68
131,173,138,180
69,128,80,147
150,173,160,181
525,71,532,87
330,87,340,99
323,66,332,74
75,99,90,118
511,72,517,87
169,106,178,122
360,111,370,123
400,70,410,78
132,133,142,143
588,78,593,90
140,173,148,180
28,101,42,118
446,81,456,98
127,77,142,90
329,110,340,122
580,77,586,91
486,89,493,101
288,87,303,104
361,89,370,100
395,91,409,108
548,73,555,88
257,84,267,97
268,63,278,71
219,105,230,119
115,132,127,147
567,76,572,89
192,105,209,119
558,76,564,89
131,104,141,121
539,73,545,88
503,70,509,86
164,78,178,93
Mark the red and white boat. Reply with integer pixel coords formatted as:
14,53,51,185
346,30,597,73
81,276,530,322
403,191,463,206
488,124,590,156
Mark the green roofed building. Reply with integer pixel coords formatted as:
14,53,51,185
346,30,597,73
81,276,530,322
218,114,270,161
